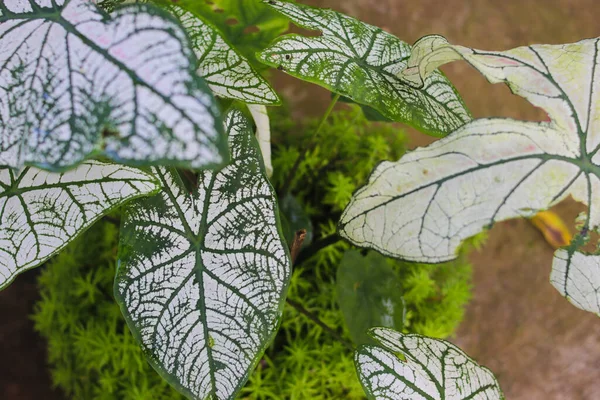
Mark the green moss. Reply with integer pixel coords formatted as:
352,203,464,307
33,103,477,399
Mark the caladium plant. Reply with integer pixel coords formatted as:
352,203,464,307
115,108,291,400
0,0,227,171
1,1,598,399
355,327,503,400
257,0,471,137
340,35,600,316
0,160,158,289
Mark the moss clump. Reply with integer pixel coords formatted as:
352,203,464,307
33,104,478,399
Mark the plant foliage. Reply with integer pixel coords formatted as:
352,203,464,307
258,0,471,137
0,0,227,171
340,34,600,316
115,109,291,400
355,328,503,400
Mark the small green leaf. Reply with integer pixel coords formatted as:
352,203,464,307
257,0,471,137
355,328,504,400
336,250,404,345
340,35,600,315
115,109,291,400
0,160,159,291
0,0,227,171
167,5,280,105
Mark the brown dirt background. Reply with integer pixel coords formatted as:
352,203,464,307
1,1,600,399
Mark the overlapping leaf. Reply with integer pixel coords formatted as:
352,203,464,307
355,328,503,400
168,6,279,105
257,0,471,137
115,109,291,400
0,0,227,171
340,35,600,314
0,160,159,290
336,251,404,345
153,0,290,70
551,248,600,315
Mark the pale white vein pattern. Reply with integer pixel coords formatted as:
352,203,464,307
551,250,600,315
0,160,158,290
257,0,470,137
340,36,600,314
116,109,290,400
356,328,503,400
169,6,279,105
0,0,225,170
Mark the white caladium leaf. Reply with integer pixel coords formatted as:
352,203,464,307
257,0,471,137
340,36,600,314
551,248,600,315
115,109,291,400
0,160,159,290
356,328,503,400
168,6,280,105
0,0,227,171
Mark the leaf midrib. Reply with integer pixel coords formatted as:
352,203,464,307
3,6,215,149
341,149,600,227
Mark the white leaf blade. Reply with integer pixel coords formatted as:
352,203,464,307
340,118,587,262
0,0,227,170
167,6,280,105
551,249,600,315
0,160,159,290
257,0,471,137
356,328,503,400
344,34,600,313
115,109,291,400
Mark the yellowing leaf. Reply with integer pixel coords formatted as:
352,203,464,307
530,211,572,249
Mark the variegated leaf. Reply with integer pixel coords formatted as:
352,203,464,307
152,0,290,71
257,0,471,137
551,248,600,315
168,6,279,105
356,328,503,400
0,160,159,290
0,0,226,171
340,36,600,314
115,109,291,400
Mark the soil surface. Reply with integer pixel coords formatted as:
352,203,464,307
1,1,600,399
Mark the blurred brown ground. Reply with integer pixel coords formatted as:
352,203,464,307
2,1,600,399
274,1,600,399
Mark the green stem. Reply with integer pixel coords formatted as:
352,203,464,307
286,298,354,351
281,93,341,194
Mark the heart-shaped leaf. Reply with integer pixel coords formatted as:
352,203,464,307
0,0,227,171
167,6,280,105
355,327,503,400
339,35,600,314
257,1,471,137
115,109,291,400
0,160,159,290
336,250,405,345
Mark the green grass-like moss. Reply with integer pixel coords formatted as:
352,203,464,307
32,104,479,399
